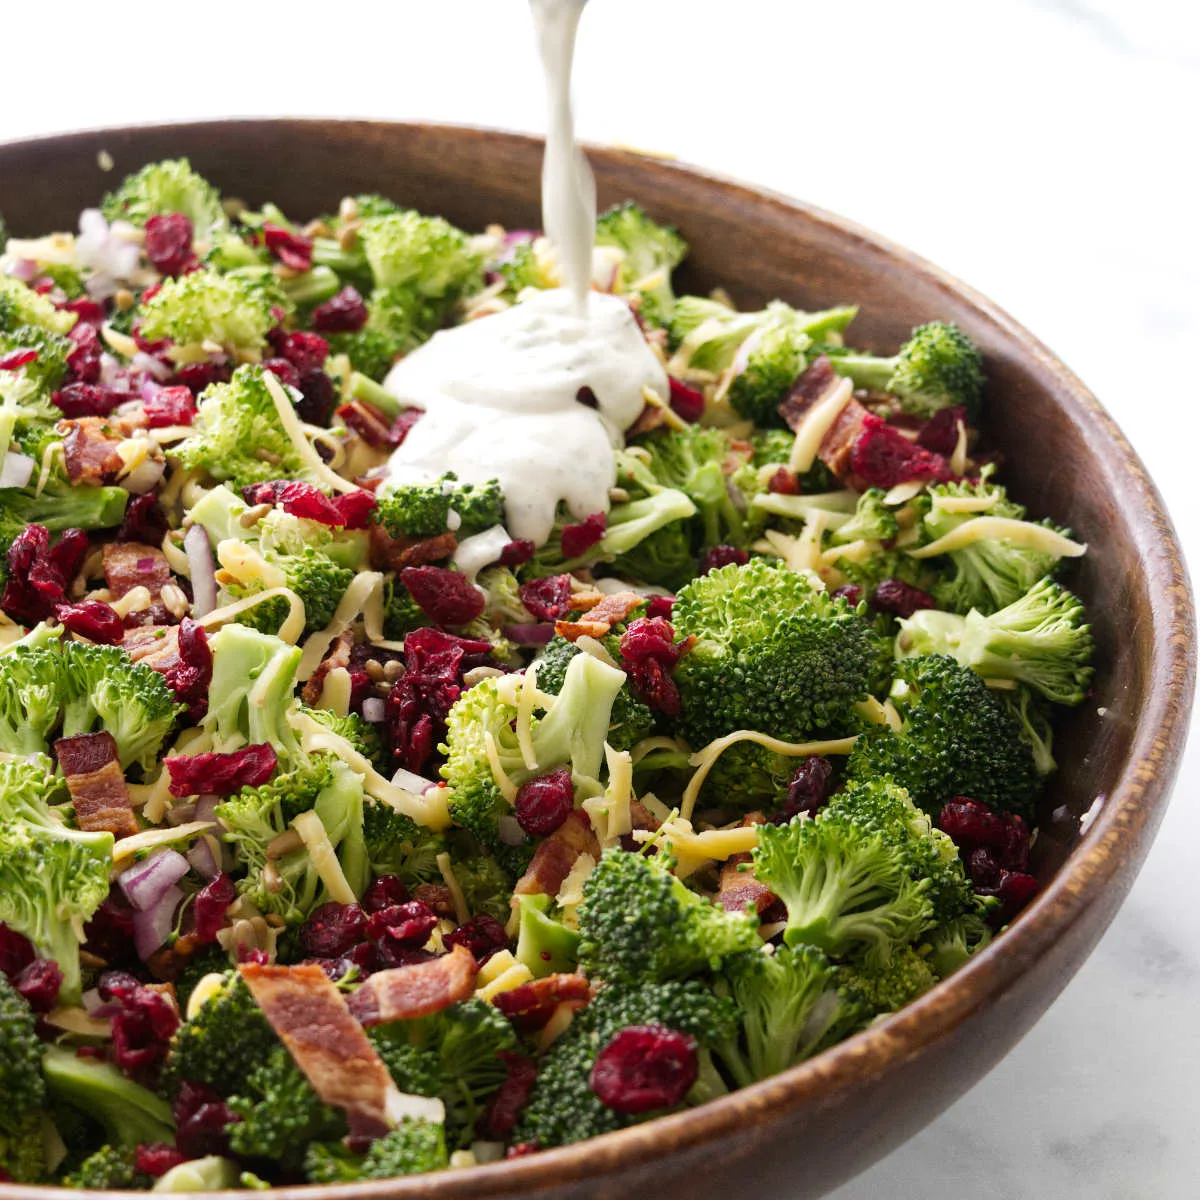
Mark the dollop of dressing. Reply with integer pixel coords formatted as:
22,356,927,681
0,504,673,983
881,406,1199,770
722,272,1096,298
382,0,665,546
382,289,667,544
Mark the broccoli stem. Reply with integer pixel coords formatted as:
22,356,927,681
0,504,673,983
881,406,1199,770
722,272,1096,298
345,372,402,419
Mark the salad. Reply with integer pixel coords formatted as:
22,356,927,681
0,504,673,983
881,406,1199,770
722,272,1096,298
0,158,1093,1190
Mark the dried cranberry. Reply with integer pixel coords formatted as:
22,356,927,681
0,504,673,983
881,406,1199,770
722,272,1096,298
832,583,864,607
699,545,749,575
266,480,375,530
263,357,301,390
966,846,1001,888
63,296,106,326
143,385,197,428
296,367,336,426
50,528,89,581
104,971,180,1080
590,1025,698,1114
363,876,408,913
117,494,170,545
519,574,573,621
192,874,236,944
311,286,369,333
53,599,124,644
767,467,800,495
998,813,1031,873
3,525,69,624
82,887,137,968
870,578,936,618
514,768,575,837
165,744,277,797
619,617,685,717
170,359,231,395
783,756,834,821
645,594,676,620
65,322,103,383
301,902,368,958
400,565,485,626
479,1053,538,1138
135,1144,187,1178
916,405,968,457
173,1081,238,1158
12,958,61,1013
144,214,196,277
981,870,1040,924
667,377,705,423
262,222,314,272
507,1142,540,1158
372,942,437,972
365,900,438,948
53,381,122,418
0,348,38,371
499,539,535,568
938,798,1007,848
576,386,597,408
0,923,36,979
849,415,954,489
443,914,508,965
161,618,212,721
560,512,606,559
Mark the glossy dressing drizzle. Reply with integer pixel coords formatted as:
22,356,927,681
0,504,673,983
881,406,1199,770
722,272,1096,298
381,0,667,546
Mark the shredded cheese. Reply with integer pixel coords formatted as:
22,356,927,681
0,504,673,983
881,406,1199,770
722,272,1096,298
317,667,352,718
260,370,356,494
476,950,520,987
216,539,288,590
908,517,1086,560
682,731,858,821
291,810,357,904
44,1007,113,1039
386,1092,447,1127
574,635,619,669
582,744,633,846
111,821,215,867
483,730,519,804
644,819,760,880
515,662,541,773
788,376,853,472
555,852,597,911
629,736,689,766
537,1002,578,1052
129,769,175,824
196,587,306,644
949,418,969,476
854,695,902,731
100,323,139,359
822,537,876,567
296,570,384,680
751,490,858,523
477,962,535,1004
930,490,1004,514
436,851,471,924
883,480,926,505
186,973,229,1020
110,586,153,618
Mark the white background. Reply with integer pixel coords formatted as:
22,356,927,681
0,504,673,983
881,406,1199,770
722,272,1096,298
3,1,1198,1195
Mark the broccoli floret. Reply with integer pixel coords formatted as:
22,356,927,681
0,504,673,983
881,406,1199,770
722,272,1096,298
897,578,1094,706
227,1044,345,1164
100,158,225,236
514,893,581,976
0,478,129,534
161,971,277,1096
712,944,866,1087
0,647,65,756
753,812,934,964
65,1145,146,1190
576,848,760,984
59,641,183,772
924,911,993,977
359,210,482,309
442,652,626,847
1003,685,1057,777
0,275,77,336
363,801,446,884
373,473,504,540
672,559,889,751
303,705,385,771
0,324,71,391
0,973,46,1181
594,202,687,328
515,977,738,1148
832,488,900,546
845,654,1042,818
837,944,938,1015
304,1119,447,1183
495,239,556,300
43,1045,174,1147
137,268,281,355
829,322,985,420
216,758,368,924
382,576,428,641
325,327,400,382
225,545,355,635
172,943,230,1011
176,364,321,490
534,634,655,754
450,848,518,927
914,477,1079,615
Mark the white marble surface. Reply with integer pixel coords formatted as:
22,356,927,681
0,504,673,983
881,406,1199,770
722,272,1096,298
3,1,1198,1194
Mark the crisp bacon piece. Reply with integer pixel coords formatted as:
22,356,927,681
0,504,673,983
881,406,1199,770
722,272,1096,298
123,625,180,673
513,811,600,899
239,962,402,1139
493,973,591,1032
412,883,456,918
300,631,353,707
103,542,172,599
60,417,125,485
347,944,478,1026
55,732,138,838
778,355,870,480
368,525,457,573
715,814,777,915
625,402,668,438
554,591,643,642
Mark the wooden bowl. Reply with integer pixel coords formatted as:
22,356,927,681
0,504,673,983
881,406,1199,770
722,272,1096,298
0,121,1193,1199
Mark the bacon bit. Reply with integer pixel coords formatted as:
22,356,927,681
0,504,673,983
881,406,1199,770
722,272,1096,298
368,525,457,573
412,883,456,918
518,574,573,622
779,356,872,480
262,222,314,272
300,630,354,708
554,590,642,642
165,744,277,798
104,542,173,609
625,402,668,438
780,354,838,416
716,857,777,915
479,1053,539,1138
850,415,953,489
124,619,211,719
493,974,591,1032
55,732,138,838
767,467,800,495
239,962,402,1139
560,512,606,560
347,944,478,1026
60,416,125,484
667,377,705,423
513,811,600,899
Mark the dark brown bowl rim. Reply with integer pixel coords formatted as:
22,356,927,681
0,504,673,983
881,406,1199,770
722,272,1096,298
1,118,1194,1198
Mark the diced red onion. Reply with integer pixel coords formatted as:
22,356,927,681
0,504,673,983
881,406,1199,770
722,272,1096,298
133,885,184,960
503,622,555,646
361,697,386,724
0,452,35,490
184,524,217,618
186,838,219,880
118,849,190,911
391,766,436,793
194,794,221,825
122,457,166,495
7,259,37,283
81,987,103,1014
132,352,171,382
498,815,528,846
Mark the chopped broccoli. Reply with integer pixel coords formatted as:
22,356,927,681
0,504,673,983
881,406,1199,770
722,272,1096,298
0,324,71,391
837,944,939,1014
325,326,400,382
514,893,581,976
845,654,1042,818
65,1145,146,1190
359,209,482,309
829,322,985,419
924,911,994,977
374,472,504,540
225,544,354,635
450,847,519,927
303,705,385,771
0,647,66,756
831,488,899,546
383,576,428,641
1003,684,1058,776
0,275,77,336
137,268,282,356
363,800,446,884
495,239,556,300
576,848,760,984
60,641,184,771
304,1119,447,1182
100,158,225,236
897,577,1094,706
0,973,46,1181
594,201,687,327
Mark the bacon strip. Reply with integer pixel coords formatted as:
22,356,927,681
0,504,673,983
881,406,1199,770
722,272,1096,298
779,355,870,480
123,625,180,673
716,813,778,916
514,810,600,899
55,732,137,838
493,973,591,1031
60,417,125,485
104,542,173,599
239,962,403,1139
300,630,353,707
369,526,457,573
555,591,643,642
348,944,478,1026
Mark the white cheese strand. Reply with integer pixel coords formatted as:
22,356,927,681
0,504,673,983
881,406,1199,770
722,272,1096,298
908,517,1087,560
260,369,356,494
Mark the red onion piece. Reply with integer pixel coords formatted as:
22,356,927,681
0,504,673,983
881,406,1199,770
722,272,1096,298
0,451,35,490
118,849,190,912
193,794,221,825
390,766,436,793
133,885,184,960
183,524,217,617
503,622,555,646
122,457,166,495
361,696,386,724
186,838,219,881
498,815,527,846
132,352,172,382
8,259,38,283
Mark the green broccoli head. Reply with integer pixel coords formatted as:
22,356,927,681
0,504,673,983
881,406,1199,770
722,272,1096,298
832,488,900,546
304,1119,447,1183
0,646,66,756
846,654,1043,818
100,158,225,236
363,799,446,884
0,324,71,392
836,944,939,1015
224,545,355,635
359,209,482,304
594,201,687,328
923,910,994,978
0,973,46,1146
325,326,402,382
672,559,890,749
0,275,78,336
373,473,504,540
64,1145,144,1190
137,268,282,355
